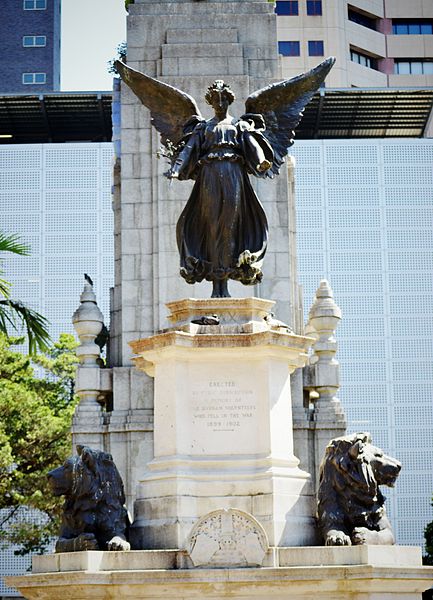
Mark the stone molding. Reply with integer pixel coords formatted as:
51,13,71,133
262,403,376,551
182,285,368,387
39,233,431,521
166,297,275,326
8,547,433,599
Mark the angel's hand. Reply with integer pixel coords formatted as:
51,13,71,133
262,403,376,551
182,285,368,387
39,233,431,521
165,168,179,179
257,159,272,173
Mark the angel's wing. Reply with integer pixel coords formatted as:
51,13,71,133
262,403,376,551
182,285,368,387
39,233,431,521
244,57,335,177
115,61,203,146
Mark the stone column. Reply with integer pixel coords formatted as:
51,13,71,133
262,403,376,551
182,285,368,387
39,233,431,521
303,280,346,489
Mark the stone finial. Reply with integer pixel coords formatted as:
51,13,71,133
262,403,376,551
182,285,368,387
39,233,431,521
306,278,342,387
303,280,346,490
303,319,318,348
72,277,104,367
308,279,341,336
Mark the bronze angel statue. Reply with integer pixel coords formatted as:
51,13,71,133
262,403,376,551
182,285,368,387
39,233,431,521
116,58,335,298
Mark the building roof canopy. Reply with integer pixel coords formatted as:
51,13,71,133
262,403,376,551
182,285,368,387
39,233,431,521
0,88,432,144
0,93,112,144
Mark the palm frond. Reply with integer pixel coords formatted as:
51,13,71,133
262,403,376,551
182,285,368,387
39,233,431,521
0,300,51,354
0,233,30,257
0,277,11,299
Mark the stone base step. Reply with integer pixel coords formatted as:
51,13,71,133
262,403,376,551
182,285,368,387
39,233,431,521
7,547,432,600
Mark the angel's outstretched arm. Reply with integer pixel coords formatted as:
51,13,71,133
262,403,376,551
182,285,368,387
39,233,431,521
243,133,273,174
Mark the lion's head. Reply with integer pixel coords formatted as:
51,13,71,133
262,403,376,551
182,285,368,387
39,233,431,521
48,446,130,552
317,432,401,546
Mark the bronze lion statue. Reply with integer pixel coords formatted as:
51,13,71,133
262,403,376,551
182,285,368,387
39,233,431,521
48,445,130,552
317,432,401,546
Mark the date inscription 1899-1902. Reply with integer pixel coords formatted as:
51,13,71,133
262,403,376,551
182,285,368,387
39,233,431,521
116,58,335,298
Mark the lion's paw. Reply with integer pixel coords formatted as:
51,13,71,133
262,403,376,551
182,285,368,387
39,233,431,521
75,533,99,551
107,536,131,551
352,527,374,545
325,529,352,546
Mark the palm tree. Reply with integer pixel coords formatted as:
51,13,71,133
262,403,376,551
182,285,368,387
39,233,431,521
0,232,50,354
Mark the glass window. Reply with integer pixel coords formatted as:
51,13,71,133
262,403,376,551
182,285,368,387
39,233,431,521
278,41,300,56
421,23,433,34
394,60,433,74
23,35,47,47
308,40,324,56
275,1,299,15
411,61,423,74
350,49,378,69
306,0,322,15
24,0,47,9
22,72,46,84
348,8,377,30
393,20,433,35
395,61,410,74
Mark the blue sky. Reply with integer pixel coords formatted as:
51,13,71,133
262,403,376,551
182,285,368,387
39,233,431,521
61,0,127,91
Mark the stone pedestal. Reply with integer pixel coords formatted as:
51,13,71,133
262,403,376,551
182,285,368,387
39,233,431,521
7,546,433,599
128,298,316,549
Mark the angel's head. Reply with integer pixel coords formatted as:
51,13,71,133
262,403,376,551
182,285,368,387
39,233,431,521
205,80,235,117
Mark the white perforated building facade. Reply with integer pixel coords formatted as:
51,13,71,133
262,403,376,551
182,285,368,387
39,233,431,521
1,136,432,589
0,142,114,596
0,143,114,346
291,137,433,548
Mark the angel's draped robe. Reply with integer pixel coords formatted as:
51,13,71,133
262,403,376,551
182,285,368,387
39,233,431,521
175,116,274,285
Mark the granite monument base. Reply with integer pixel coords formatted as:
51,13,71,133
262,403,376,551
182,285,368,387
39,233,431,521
128,298,316,549
7,546,433,599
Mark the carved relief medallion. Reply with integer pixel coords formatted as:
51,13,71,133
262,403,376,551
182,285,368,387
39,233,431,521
187,509,269,567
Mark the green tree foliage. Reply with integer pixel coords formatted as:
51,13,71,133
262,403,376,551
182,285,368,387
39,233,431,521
0,232,51,355
108,41,127,75
424,507,433,565
423,500,433,598
0,333,79,554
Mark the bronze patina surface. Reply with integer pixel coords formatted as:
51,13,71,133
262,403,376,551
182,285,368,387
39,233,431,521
116,58,334,297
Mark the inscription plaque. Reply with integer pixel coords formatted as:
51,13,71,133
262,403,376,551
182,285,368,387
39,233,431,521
186,376,263,455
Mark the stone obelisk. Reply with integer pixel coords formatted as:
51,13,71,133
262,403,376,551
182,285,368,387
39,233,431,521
71,0,307,515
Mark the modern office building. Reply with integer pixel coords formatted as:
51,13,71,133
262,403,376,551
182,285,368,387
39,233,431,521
1,0,61,93
291,136,433,548
276,0,433,90
0,93,113,339
0,95,113,596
